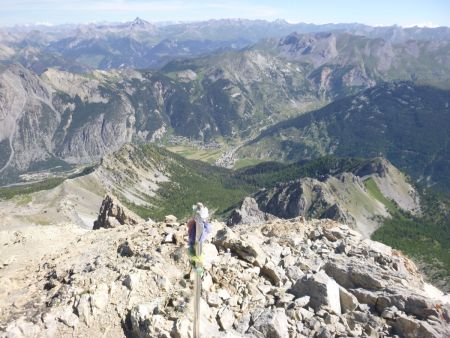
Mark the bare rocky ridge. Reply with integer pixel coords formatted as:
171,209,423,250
0,144,170,232
229,158,420,237
1,205,449,337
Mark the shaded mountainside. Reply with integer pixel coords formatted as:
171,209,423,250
0,43,356,182
240,82,450,192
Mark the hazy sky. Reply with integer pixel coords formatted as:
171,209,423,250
1,0,449,27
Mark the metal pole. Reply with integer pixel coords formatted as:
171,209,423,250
193,242,202,338
193,219,203,338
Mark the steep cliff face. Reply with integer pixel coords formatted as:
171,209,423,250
0,64,58,172
255,174,384,236
0,66,181,178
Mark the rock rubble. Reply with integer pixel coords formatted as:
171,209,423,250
2,216,449,338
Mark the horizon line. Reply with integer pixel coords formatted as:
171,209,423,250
0,17,447,29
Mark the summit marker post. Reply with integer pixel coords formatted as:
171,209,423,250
190,203,210,338
193,223,202,338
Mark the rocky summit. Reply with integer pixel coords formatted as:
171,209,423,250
1,197,449,337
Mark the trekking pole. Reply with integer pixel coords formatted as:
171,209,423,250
193,235,202,338
189,202,210,338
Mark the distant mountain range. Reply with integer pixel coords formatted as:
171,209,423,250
1,27,450,185
1,18,450,72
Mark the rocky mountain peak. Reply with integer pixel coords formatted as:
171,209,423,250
128,17,154,31
227,196,277,226
353,157,390,177
93,194,143,229
277,32,338,66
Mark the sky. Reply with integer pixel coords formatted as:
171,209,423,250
1,0,449,27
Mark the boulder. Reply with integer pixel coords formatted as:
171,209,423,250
164,215,178,226
394,315,442,338
291,271,341,314
323,227,345,242
123,272,140,291
339,287,359,313
162,232,176,244
316,327,333,338
75,293,92,326
207,292,222,307
172,318,191,338
294,295,311,308
227,197,276,226
217,307,235,331
129,304,172,338
5,317,42,337
234,313,251,334
93,195,143,229
405,295,440,320
202,243,219,270
261,262,282,286
324,259,385,290
285,266,304,282
217,288,231,300
117,241,134,257
90,284,109,311
343,310,384,336
57,308,79,328
248,308,289,338
213,227,267,266
350,288,378,307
